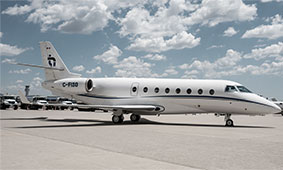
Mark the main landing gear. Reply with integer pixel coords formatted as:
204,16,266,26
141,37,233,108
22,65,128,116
112,113,141,124
130,114,141,122
225,114,234,127
112,115,124,123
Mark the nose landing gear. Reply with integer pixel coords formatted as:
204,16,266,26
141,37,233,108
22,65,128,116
225,114,234,127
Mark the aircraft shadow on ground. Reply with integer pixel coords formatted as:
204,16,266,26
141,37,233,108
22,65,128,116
0,117,273,129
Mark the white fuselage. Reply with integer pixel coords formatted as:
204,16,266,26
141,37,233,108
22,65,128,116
43,78,281,116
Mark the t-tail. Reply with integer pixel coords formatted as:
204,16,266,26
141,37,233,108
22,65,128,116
40,41,80,81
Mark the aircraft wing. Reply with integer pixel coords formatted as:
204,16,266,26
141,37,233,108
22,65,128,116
79,104,161,111
51,103,164,112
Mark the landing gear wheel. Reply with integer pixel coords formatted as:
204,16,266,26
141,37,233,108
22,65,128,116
112,115,124,124
225,119,234,127
130,114,141,122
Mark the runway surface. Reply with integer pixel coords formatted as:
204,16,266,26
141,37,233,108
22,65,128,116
1,109,283,170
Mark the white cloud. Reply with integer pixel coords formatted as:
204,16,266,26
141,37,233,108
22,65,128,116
128,31,200,52
31,77,43,87
72,65,85,72
2,0,151,34
142,54,166,61
120,0,255,52
0,32,31,56
1,58,16,64
179,49,242,78
56,4,112,34
179,63,190,70
232,61,283,76
182,70,199,79
119,1,198,38
164,66,178,75
223,27,238,37
184,0,257,27
207,45,224,49
2,1,113,34
2,0,257,53
244,42,283,60
94,45,122,64
242,14,283,39
8,68,32,74
0,43,31,56
86,66,102,74
2,4,33,15
5,84,25,91
158,66,179,78
261,0,283,2
254,44,267,48
180,43,283,78
16,80,23,83
113,56,158,78
184,49,242,70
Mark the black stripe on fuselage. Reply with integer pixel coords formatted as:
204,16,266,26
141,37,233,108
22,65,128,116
77,94,274,108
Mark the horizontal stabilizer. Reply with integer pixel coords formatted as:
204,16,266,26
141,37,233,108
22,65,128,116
13,62,64,71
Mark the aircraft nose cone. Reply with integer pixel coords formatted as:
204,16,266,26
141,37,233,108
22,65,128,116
270,104,282,114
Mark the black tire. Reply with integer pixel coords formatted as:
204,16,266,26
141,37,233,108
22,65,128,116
119,115,124,123
225,119,234,127
112,115,124,124
130,114,141,122
112,115,120,124
13,105,18,110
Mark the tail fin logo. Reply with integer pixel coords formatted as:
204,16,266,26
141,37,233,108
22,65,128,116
48,55,56,67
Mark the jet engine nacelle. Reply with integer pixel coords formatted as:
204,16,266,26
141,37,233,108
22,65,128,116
53,78,94,94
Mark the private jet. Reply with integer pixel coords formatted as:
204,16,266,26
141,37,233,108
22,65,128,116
14,41,282,126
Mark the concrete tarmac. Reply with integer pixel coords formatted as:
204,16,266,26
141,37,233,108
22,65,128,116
1,109,283,170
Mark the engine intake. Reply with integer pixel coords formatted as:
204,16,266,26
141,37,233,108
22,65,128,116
86,79,93,92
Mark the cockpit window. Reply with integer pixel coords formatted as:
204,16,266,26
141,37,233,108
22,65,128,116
236,86,252,93
225,86,237,92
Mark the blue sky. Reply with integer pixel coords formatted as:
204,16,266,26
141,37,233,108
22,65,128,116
0,0,283,99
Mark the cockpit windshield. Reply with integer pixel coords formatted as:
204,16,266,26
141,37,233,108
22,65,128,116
236,86,252,93
225,85,238,92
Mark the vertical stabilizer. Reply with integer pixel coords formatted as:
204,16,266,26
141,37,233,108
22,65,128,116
40,41,80,81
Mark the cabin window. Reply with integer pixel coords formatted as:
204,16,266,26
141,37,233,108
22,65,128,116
132,86,137,92
143,87,148,93
187,88,192,94
236,86,252,93
209,89,215,95
176,88,181,94
198,89,203,95
225,85,237,92
154,87,159,93
165,88,170,94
